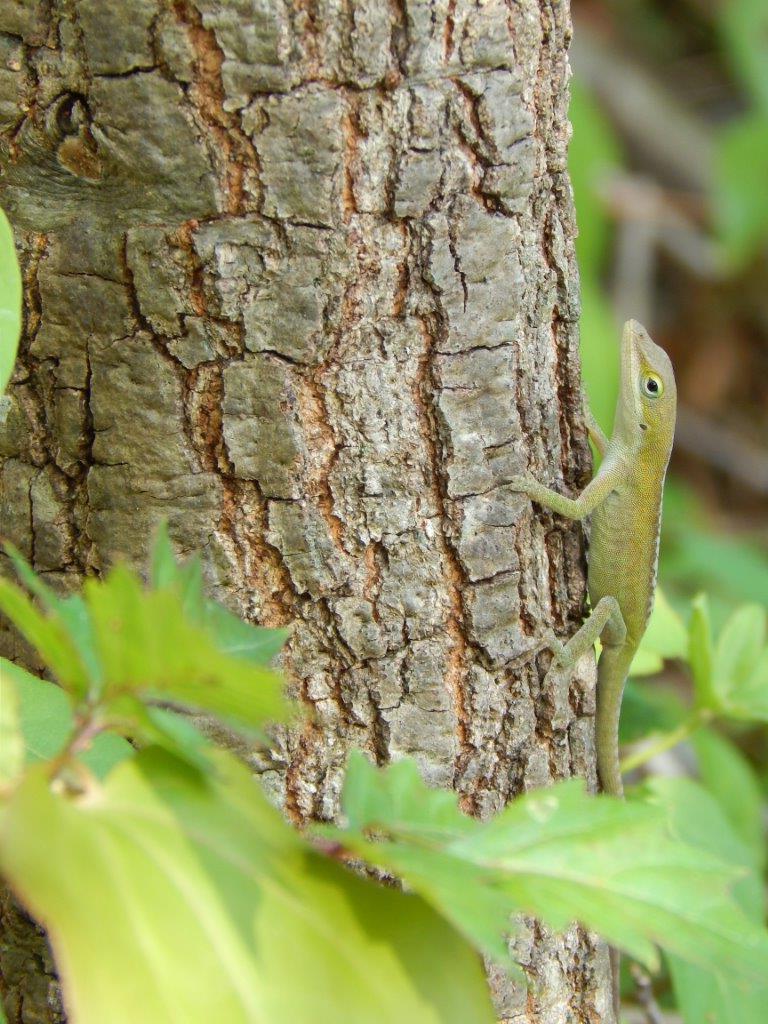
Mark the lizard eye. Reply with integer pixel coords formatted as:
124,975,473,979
642,372,663,398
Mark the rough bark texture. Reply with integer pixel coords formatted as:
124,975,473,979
0,0,613,1020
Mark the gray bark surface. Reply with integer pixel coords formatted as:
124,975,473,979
0,0,613,1020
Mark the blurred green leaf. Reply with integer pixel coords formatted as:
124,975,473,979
1,550,290,733
714,604,766,695
84,564,290,728
691,728,765,870
1,660,132,778
568,79,623,273
688,593,717,710
568,79,623,439
0,666,22,787
645,776,767,1024
1,546,290,774
97,693,212,773
150,524,206,622
703,604,768,724
150,521,182,592
205,603,288,667
0,748,494,1024
328,754,768,982
343,750,474,843
339,757,514,968
714,113,768,269
149,525,287,666
645,774,763,921
644,589,688,660
631,588,687,677
627,647,662,677
4,545,102,685
0,208,22,396
719,0,768,115
619,680,686,746
0,579,90,699
717,650,768,723
662,482,768,612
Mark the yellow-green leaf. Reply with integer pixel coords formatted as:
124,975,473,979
0,749,494,1024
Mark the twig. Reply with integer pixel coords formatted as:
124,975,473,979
571,22,713,192
675,407,768,496
620,709,711,775
630,963,666,1024
601,174,725,280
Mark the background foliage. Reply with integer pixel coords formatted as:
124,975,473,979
572,0,768,1017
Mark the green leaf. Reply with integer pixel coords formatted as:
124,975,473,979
149,522,205,622
626,647,663,677
568,79,623,274
719,0,768,115
149,525,286,665
2,550,290,742
661,481,768,611
2,660,132,778
84,691,211,773
714,604,766,695
688,593,717,710
4,544,102,686
724,648,768,722
0,667,23,786
0,208,22,396
640,589,688,661
150,521,181,592
83,564,290,729
3,660,74,764
702,603,768,724
336,755,515,968
631,591,686,678
343,751,474,842
0,578,90,698
329,757,768,983
714,113,768,269
691,728,765,870
204,602,288,665
644,776,768,1024
619,680,686,746
0,749,494,1024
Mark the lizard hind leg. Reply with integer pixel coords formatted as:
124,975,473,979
545,596,626,683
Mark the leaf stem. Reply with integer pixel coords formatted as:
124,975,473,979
620,709,712,774
46,711,105,781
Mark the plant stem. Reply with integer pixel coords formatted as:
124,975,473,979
46,712,105,782
620,709,711,774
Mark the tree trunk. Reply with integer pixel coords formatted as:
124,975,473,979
0,0,614,1020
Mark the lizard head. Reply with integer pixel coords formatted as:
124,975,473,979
616,319,677,453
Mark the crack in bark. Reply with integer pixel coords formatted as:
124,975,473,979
172,0,263,214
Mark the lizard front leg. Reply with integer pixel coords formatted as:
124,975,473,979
509,459,623,520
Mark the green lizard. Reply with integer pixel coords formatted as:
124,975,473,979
510,319,677,797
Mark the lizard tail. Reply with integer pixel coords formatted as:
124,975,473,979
596,644,634,798
596,643,635,1021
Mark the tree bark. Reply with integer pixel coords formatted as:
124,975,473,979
0,0,614,1020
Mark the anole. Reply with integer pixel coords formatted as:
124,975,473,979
510,319,677,798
